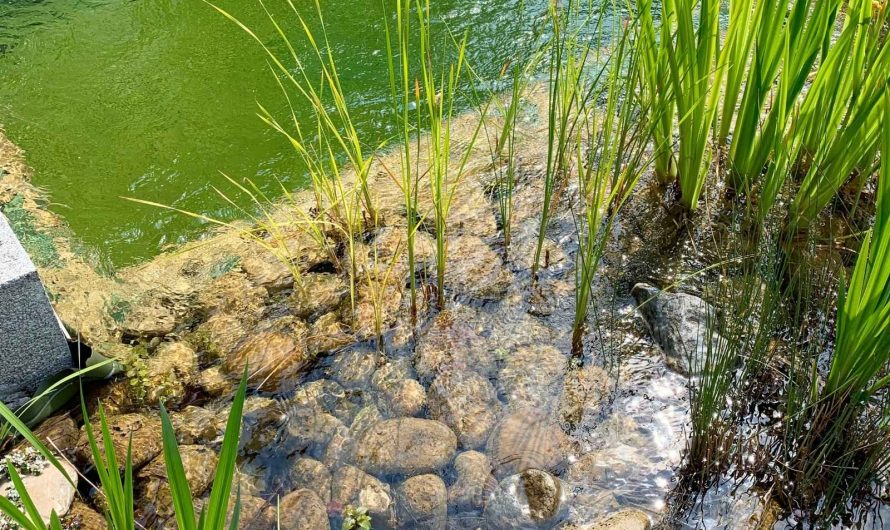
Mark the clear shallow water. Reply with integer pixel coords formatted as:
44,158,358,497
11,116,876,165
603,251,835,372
0,0,541,266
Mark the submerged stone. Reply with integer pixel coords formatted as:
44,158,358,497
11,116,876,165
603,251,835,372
447,450,496,511
353,418,457,476
484,469,568,529
332,465,394,528
287,457,332,504
427,369,500,449
222,317,310,391
632,283,718,376
486,410,572,479
136,445,217,523
75,413,162,470
499,344,568,413
276,489,330,530
396,474,448,530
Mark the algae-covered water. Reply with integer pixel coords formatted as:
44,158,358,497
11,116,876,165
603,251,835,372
0,0,539,266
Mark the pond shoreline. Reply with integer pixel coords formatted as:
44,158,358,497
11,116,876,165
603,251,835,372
0,77,875,529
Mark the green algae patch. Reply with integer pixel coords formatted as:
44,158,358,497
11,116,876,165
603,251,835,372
210,255,240,279
1,194,61,268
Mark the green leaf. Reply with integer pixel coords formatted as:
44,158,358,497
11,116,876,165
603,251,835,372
160,402,196,530
7,464,42,529
0,494,37,530
0,401,72,488
202,367,249,530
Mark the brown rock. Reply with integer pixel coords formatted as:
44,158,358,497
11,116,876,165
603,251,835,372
447,450,496,510
332,465,394,527
237,495,275,530
241,254,293,293
198,273,268,320
288,458,332,503
354,418,457,476
308,312,354,356
499,345,567,412
75,413,163,470
329,347,379,389
64,500,107,530
222,317,310,390
522,469,562,522
120,300,177,339
573,510,651,530
192,313,250,360
170,406,226,445
289,273,347,320
486,410,571,478
276,489,330,530
445,236,512,301
197,366,232,397
559,365,611,428
427,370,499,449
396,474,447,529
239,397,285,454
136,445,218,522
143,342,198,405
15,414,79,455
414,308,498,380
378,379,426,418
290,379,357,424
485,469,567,529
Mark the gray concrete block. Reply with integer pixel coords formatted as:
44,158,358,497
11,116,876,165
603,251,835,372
0,212,71,409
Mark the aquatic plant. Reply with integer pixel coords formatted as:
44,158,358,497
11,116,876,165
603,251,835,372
493,63,526,258
341,506,371,530
787,0,890,228
571,21,652,356
531,0,594,281
415,0,486,310
636,0,675,184
159,371,248,530
661,0,720,211
78,397,136,530
211,0,388,323
383,0,422,318
781,93,890,519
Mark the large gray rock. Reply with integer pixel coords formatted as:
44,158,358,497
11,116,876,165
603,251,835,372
632,283,718,376
0,213,71,408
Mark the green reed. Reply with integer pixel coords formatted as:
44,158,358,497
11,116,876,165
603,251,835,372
571,21,652,356
788,0,889,228
531,0,593,281
662,0,721,211
160,371,248,530
383,0,421,318
211,0,384,323
494,64,525,257
415,0,485,310
636,0,676,184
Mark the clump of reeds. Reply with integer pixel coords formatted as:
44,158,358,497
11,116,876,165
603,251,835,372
681,93,890,522
414,0,485,310
530,0,594,282
637,0,887,225
570,17,654,356
780,93,890,520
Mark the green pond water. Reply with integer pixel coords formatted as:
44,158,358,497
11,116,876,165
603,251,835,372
0,0,541,267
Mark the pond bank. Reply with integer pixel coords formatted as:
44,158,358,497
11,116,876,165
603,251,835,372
0,83,829,529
